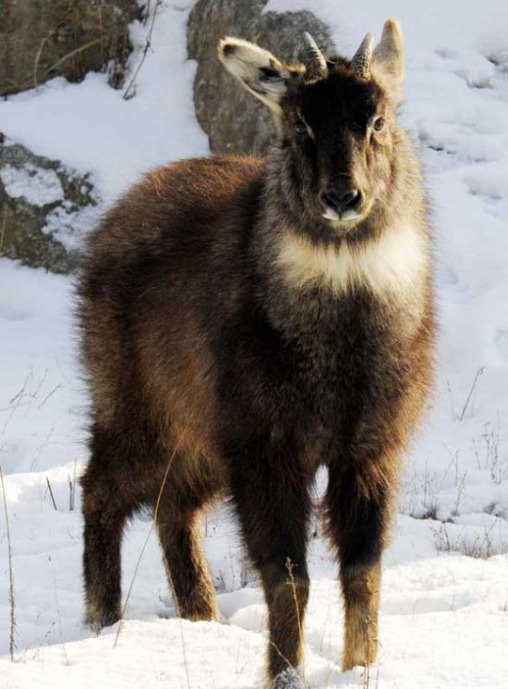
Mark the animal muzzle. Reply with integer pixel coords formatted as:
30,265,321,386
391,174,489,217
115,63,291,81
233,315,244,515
320,186,364,220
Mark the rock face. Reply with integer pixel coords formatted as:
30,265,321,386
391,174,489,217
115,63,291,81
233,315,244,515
0,137,100,273
0,0,139,97
187,0,334,155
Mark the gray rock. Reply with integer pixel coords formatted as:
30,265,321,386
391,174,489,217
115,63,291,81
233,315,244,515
0,0,139,97
0,136,101,274
187,0,334,155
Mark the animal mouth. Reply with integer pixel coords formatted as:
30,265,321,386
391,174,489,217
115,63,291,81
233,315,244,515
322,207,363,224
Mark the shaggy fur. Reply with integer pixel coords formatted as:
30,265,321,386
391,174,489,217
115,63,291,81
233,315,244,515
79,19,434,687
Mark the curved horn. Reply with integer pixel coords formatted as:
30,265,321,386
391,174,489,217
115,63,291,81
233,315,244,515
350,32,374,78
303,32,328,81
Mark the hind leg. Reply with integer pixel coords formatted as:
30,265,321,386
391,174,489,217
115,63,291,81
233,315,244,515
82,473,131,630
155,479,219,622
81,427,139,631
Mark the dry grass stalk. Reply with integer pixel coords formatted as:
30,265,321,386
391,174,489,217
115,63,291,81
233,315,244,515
1,465,16,661
123,0,162,100
37,383,62,410
458,366,484,421
43,39,102,78
113,445,176,646
286,558,305,671
46,476,58,511
0,206,7,252
433,522,507,559
112,444,192,687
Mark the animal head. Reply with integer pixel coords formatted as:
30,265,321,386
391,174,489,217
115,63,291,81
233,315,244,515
219,20,405,233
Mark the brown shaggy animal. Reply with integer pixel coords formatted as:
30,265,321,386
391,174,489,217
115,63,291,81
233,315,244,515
79,19,434,688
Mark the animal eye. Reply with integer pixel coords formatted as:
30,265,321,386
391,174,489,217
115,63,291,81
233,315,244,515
372,116,385,132
294,120,308,137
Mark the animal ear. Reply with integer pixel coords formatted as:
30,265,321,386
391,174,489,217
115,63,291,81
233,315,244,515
372,19,404,94
218,37,290,113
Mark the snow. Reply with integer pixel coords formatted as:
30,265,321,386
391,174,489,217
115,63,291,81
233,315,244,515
43,202,101,253
0,1,208,205
1,1,508,687
0,165,64,206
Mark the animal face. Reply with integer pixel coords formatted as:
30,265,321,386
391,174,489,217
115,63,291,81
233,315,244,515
280,65,391,227
219,19,405,233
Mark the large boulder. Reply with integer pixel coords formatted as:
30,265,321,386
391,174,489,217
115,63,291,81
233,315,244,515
0,0,139,97
0,137,101,273
187,0,334,155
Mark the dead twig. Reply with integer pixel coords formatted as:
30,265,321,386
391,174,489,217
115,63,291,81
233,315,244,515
2,372,32,435
362,663,371,689
69,459,77,511
458,366,484,421
1,465,16,661
0,402,31,413
53,573,69,666
286,557,305,676
37,384,62,410
46,477,58,511
123,0,162,100
68,474,74,511
43,39,102,78
32,6,77,89
30,426,54,471
143,0,153,25
0,206,7,253
34,32,55,90
113,444,192,688
114,445,177,647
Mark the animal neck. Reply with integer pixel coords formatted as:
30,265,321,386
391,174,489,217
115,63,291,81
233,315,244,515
271,223,428,299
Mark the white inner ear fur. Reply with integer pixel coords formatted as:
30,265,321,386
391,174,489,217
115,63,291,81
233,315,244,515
275,223,428,298
219,37,288,111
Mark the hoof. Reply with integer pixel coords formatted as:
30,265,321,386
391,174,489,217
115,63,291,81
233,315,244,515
84,604,121,634
272,668,305,688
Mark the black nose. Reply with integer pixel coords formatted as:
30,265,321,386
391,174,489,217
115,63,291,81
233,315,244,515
321,189,362,214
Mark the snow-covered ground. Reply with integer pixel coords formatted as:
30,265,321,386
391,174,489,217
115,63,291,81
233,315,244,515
1,1,507,687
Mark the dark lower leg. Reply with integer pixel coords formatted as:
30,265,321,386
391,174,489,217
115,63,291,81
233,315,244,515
325,465,389,671
263,564,310,682
228,445,311,686
81,426,137,631
82,494,128,630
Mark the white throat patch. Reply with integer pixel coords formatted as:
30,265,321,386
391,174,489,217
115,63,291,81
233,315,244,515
275,224,428,297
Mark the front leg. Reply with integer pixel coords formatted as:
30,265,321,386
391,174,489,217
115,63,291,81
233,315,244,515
325,461,394,671
226,436,312,688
